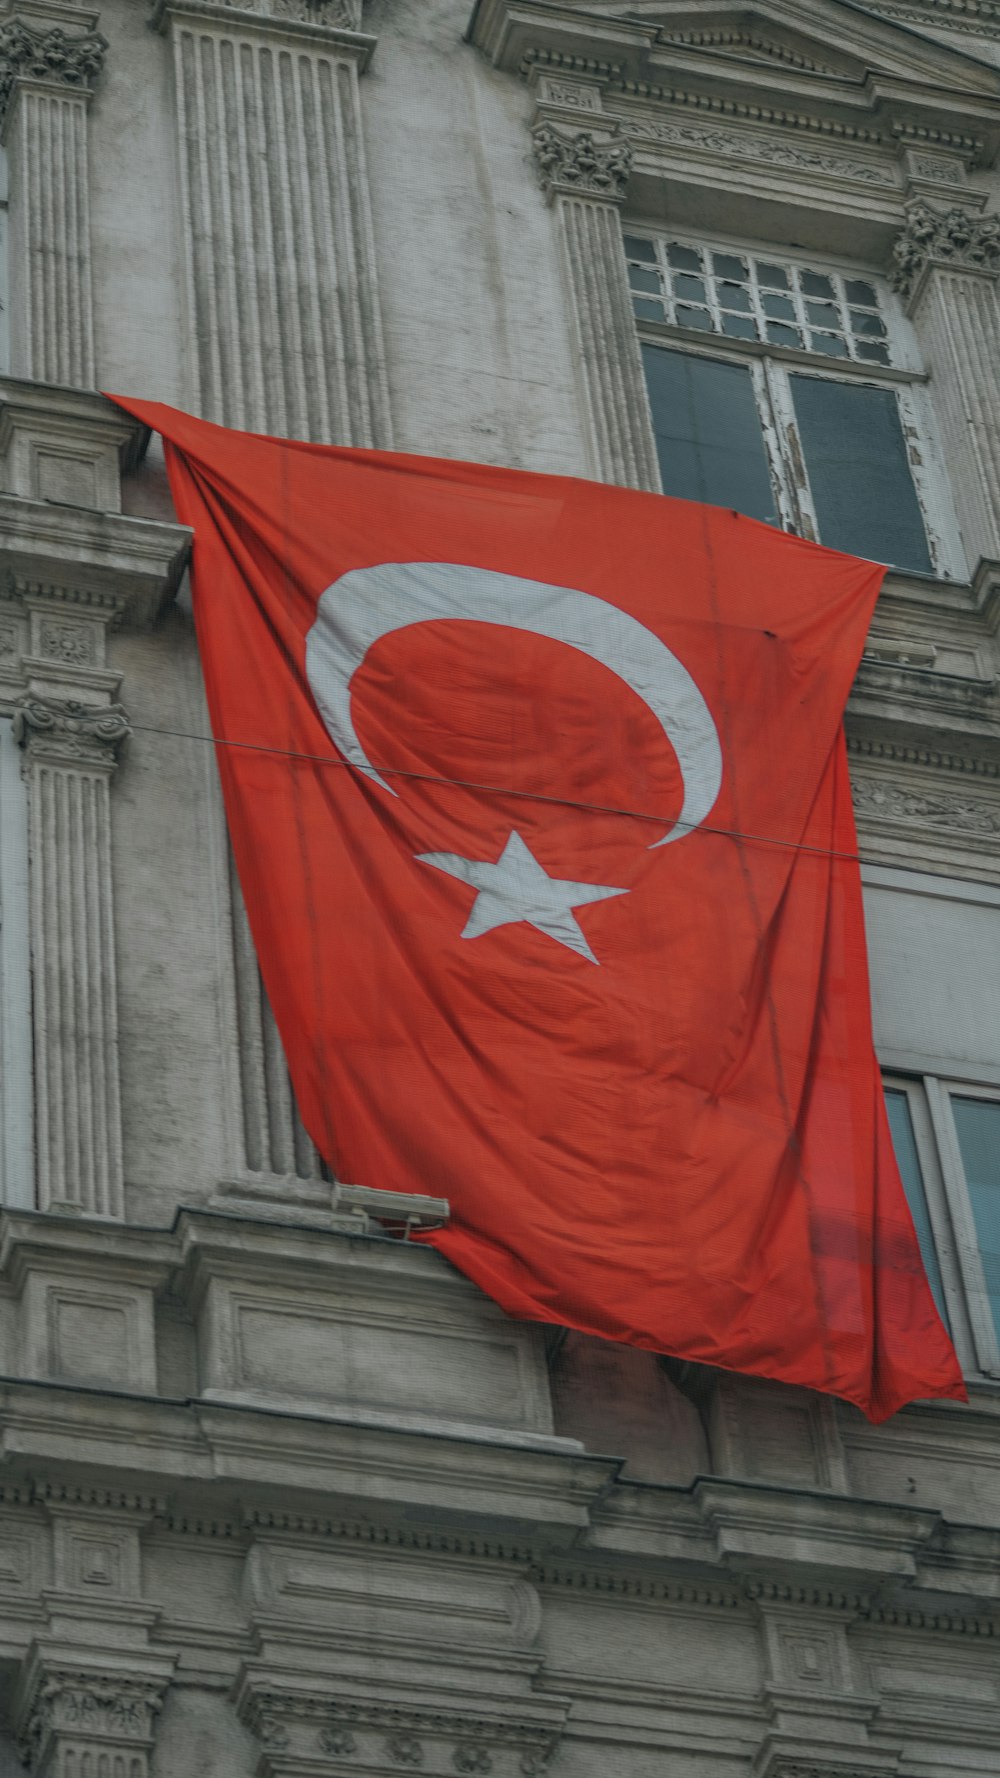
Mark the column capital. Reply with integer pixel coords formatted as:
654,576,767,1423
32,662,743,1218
892,199,1000,304
0,15,107,129
13,693,130,772
531,120,632,205
15,1645,172,1777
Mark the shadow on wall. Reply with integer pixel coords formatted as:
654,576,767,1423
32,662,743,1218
549,1332,711,1483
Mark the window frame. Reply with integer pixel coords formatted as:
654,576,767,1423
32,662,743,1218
626,224,967,581
885,1070,1000,1381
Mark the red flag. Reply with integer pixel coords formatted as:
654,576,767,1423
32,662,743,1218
112,397,964,1421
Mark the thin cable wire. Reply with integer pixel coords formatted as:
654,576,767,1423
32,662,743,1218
130,718,977,875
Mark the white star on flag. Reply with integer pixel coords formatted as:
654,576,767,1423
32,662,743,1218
417,829,628,964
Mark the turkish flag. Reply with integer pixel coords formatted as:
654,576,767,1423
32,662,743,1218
113,397,963,1421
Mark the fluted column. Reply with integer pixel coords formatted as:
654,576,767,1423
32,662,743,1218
155,0,391,1188
13,687,130,1219
893,201,1000,569
154,0,390,448
0,12,107,386
532,122,660,493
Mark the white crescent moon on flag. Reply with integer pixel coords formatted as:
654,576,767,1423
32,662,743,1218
304,562,723,848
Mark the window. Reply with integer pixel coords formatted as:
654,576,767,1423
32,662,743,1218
884,1076,1000,1379
625,230,960,578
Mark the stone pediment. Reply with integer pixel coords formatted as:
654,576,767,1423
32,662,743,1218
469,0,1000,145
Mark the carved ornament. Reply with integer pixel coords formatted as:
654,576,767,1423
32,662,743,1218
13,696,131,769
0,17,107,120
892,199,1000,297
531,121,632,202
625,115,893,187
18,1673,165,1774
851,774,1000,838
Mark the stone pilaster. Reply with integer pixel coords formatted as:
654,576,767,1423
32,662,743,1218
153,0,391,1193
531,121,660,493
152,0,390,449
0,12,107,387
13,679,130,1219
893,200,1000,570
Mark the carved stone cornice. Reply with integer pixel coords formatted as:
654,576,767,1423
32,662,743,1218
892,199,1000,299
531,120,632,203
0,16,107,125
13,695,131,772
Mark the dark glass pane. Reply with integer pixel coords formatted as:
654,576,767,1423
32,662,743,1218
809,332,850,358
756,261,790,289
642,344,777,523
667,242,702,271
674,273,707,301
800,270,835,297
721,312,757,339
850,310,887,337
624,234,657,262
952,1097,1000,1346
790,376,932,571
856,341,890,364
632,297,666,321
766,321,802,347
885,1090,949,1328
845,278,878,305
762,292,796,320
806,300,839,327
713,252,747,279
718,282,751,312
675,304,712,330
629,265,661,294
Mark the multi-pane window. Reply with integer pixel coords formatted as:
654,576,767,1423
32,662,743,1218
627,236,890,364
625,229,962,580
885,1077,1000,1379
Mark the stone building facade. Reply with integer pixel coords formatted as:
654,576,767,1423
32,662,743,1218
0,0,999,1773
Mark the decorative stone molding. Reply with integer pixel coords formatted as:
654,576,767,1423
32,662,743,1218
236,1680,564,1778
892,200,1000,299
531,120,633,202
851,773,1000,839
625,114,894,189
0,13,106,386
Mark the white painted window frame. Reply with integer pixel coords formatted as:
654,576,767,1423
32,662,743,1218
627,224,968,582
0,717,33,1208
884,1070,1000,1381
